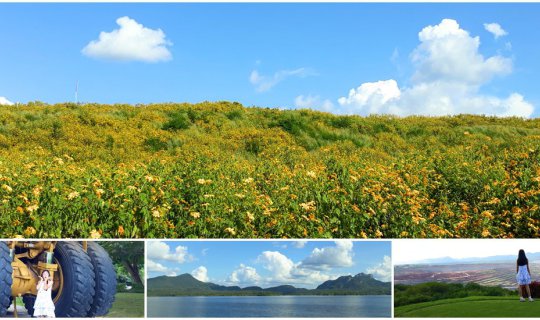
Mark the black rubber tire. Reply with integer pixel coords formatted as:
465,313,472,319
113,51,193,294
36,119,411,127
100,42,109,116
0,242,13,317
86,242,117,316
52,242,96,317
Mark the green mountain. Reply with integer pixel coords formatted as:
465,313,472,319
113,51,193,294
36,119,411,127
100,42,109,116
147,273,390,296
317,273,389,290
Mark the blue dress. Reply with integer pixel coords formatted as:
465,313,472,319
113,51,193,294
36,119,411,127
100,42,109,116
516,264,531,285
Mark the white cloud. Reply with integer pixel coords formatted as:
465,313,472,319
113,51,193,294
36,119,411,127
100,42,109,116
255,251,333,288
301,240,354,270
147,241,192,263
228,264,261,286
292,241,308,249
256,251,295,282
0,97,14,106
337,80,401,115
365,255,392,282
82,16,172,62
191,266,209,282
250,68,314,92
147,259,168,273
147,259,178,276
295,95,334,112
484,22,508,39
337,19,533,117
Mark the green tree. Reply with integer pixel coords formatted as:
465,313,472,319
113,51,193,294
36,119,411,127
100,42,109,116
99,241,144,285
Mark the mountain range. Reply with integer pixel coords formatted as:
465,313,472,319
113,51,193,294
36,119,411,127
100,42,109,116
400,252,540,266
147,272,390,296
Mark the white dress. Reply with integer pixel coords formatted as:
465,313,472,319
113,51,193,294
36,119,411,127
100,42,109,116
516,264,532,285
33,281,56,318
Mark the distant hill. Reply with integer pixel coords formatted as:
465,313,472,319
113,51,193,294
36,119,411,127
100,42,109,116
400,252,540,266
147,273,390,296
317,273,389,291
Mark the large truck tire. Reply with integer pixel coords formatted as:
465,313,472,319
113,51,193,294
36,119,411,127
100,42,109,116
86,242,117,317
0,242,13,316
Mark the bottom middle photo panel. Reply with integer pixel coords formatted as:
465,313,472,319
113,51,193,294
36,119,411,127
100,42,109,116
146,240,392,318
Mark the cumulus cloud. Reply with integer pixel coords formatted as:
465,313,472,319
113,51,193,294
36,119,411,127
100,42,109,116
301,240,354,270
82,16,172,62
250,68,314,92
0,97,14,105
147,259,178,277
256,251,296,282
337,18,533,117
292,240,308,249
147,241,192,263
484,22,508,39
191,266,209,282
295,95,335,112
337,80,401,115
228,264,261,286
365,255,392,282
255,245,349,288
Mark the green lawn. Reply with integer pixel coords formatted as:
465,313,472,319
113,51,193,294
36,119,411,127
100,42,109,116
106,292,144,318
395,296,540,317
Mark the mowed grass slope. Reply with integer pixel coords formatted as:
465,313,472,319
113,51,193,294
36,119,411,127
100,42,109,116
395,296,540,317
0,102,539,238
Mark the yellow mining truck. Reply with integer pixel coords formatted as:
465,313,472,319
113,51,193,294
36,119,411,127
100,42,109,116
0,241,116,317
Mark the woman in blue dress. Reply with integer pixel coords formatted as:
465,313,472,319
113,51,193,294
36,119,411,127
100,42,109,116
516,249,534,302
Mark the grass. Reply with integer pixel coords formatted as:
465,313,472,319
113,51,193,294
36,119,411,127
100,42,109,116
395,296,540,317
106,292,144,318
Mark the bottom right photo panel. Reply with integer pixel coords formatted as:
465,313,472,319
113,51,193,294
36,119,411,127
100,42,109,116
394,239,540,318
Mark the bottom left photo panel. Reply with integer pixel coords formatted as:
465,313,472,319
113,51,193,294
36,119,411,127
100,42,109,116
0,240,145,318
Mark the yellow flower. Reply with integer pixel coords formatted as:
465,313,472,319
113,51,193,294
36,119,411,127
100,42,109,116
306,171,317,178
481,210,494,219
67,191,80,200
145,175,157,183
26,204,39,213
243,177,254,184
203,194,214,198
1,184,12,193
152,209,161,218
246,212,255,222
225,227,236,236
299,201,316,212
190,212,201,219
235,193,245,198
24,226,36,237
481,229,490,237
89,229,102,239
95,189,105,198
375,229,383,238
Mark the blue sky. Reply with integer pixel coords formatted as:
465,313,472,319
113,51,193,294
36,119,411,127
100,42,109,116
147,240,391,289
1,3,539,117
394,239,540,265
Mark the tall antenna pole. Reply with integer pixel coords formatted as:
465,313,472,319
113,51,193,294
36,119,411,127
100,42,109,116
75,80,79,104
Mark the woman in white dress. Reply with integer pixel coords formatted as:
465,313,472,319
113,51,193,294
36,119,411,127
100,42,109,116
516,249,534,302
33,270,56,317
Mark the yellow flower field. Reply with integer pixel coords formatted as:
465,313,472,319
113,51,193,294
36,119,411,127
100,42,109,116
0,101,539,238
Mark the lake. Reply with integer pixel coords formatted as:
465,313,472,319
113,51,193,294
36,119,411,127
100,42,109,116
147,295,391,318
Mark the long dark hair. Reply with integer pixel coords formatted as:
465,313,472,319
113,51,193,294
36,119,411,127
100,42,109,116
517,249,528,266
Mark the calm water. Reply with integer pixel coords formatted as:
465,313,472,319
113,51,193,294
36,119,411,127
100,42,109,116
148,295,391,318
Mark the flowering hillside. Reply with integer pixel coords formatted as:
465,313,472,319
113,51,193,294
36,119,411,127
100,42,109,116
0,102,539,238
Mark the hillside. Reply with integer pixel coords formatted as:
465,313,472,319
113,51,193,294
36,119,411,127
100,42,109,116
394,282,514,308
395,262,540,289
0,102,539,238
147,273,390,296
395,296,540,318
